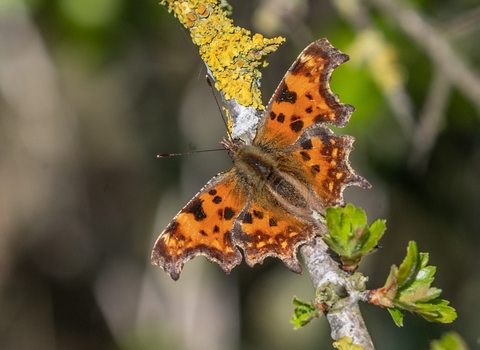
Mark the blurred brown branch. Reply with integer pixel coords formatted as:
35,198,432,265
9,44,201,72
409,69,451,171
333,0,416,137
334,0,480,172
366,0,480,115
442,5,480,39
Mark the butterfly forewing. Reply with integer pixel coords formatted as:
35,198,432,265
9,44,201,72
255,38,354,149
151,171,246,280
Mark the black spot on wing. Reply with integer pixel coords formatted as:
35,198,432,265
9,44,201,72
300,139,313,150
165,220,179,234
290,120,304,133
185,198,207,221
314,113,329,123
300,151,311,161
253,210,264,219
276,84,297,104
242,212,253,224
224,207,235,220
290,58,307,75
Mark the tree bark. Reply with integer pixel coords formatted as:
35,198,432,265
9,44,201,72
301,238,375,349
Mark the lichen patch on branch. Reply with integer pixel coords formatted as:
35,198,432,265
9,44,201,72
161,0,285,110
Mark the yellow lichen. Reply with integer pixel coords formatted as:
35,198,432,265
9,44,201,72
160,0,285,111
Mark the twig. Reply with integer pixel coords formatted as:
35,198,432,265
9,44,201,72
366,0,480,115
332,0,415,137
301,238,374,349
408,68,451,172
442,5,480,39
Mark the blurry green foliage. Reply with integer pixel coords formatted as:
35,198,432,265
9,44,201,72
1,0,478,349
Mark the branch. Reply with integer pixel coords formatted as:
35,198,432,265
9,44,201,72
366,0,480,115
332,0,415,137
333,0,480,170
301,239,374,349
161,0,374,346
161,0,284,142
442,5,480,39
408,69,451,172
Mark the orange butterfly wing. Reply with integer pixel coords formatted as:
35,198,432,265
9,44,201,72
255,38,354,149
289,124,371,208
151,170,246,280
233,201,314,274
152,38,371,280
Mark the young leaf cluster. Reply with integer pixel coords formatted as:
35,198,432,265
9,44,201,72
290,297,320,330
323,204,386,271
369,241,457,326
293,204,457,334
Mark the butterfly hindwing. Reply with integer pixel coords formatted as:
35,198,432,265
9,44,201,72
289,124,371,208
255,38,354,149
233,201,314,274
151,170,247,280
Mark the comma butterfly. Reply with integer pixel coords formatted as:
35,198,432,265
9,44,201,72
152,38,371,280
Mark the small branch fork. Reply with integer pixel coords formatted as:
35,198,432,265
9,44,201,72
301,238,374,349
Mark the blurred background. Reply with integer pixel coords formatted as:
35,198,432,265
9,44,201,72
1,0,479,349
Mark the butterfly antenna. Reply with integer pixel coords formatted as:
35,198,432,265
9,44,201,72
157,148,226,158
159,76,232,160
206,75,233,141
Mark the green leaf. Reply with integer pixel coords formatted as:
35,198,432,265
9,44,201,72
396,241,421,290
326,206,350,248
430,332,469,350
324,204,386,271
387,307,405,327
219,0,233,16
291,297,320,329
372,241,457,326
419,252,430,268
350,204,367,227
399,279,441,304
362,219,386,251
416,300,457,323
